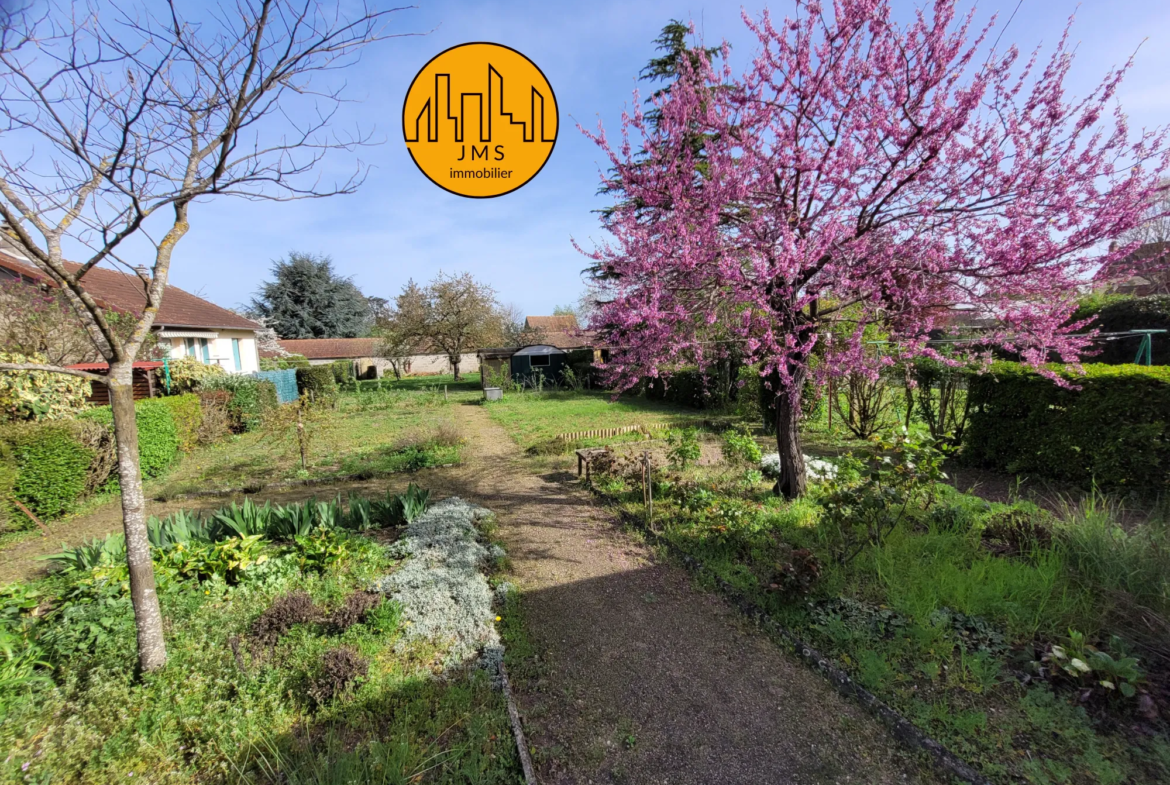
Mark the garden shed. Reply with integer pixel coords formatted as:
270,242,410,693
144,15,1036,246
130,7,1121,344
510,344,567,385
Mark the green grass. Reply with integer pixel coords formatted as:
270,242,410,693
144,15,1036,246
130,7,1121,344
0,495,519,784
152,391,462,498
484,389,720,450
365,372,483,393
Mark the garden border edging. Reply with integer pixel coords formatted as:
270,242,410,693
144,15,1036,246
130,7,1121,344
623,512,993,785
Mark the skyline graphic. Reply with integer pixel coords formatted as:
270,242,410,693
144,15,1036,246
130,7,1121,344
405,64,555,144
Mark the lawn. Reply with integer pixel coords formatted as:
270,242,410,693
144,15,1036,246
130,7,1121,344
355,372,484,394
586,432,1170,784
151,388,463,499
483,389,726,451
0,488,520,784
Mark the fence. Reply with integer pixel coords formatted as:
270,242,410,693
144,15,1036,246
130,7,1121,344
252,369,298,404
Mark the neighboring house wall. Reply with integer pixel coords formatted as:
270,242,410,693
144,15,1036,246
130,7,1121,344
165,329,260,373
365,352,480,378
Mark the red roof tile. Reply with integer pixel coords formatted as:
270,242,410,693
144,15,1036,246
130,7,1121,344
277,338,380,359
525,315,579,331
0,251,259,331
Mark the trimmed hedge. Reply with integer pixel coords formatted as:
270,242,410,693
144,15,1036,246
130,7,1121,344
962,362,1170,489
161,393,203,452
0,421,95,520
80,398,180,480
259,353,311,371
199,375,278,432
330,359,355,385
1071,295,1170,365
296,365,339,402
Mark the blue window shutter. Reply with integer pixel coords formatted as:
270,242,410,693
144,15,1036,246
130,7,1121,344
232,339,242,371
185,337,195,357
201,339,210,363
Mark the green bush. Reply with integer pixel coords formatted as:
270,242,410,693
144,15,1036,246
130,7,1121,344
330,359,355,385
199,375,278,432
296,365,339,402
1071,295,1170,365
80,398,180,480
0,351,91,422
0,420,95,520
160,393,203,451
160,356,225,394
962,362,1170,488
646,367,710,408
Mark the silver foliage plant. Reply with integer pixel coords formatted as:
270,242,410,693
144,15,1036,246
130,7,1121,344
373,497,505,678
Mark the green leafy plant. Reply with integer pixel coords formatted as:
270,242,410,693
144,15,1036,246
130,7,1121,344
159,535,268,583
721,424,762,465
1044,630,1144,699
0,351,91,422
162,356,226,394
294,528,351,573
666,427,702,469
0,420,99,519
820,430,948,563
398,483,431,523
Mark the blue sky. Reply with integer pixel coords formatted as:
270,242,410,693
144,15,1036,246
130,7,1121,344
167,0,1170,319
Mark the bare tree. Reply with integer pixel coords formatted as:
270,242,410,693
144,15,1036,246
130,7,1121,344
1122,178,1170,246
389,273,508,380
0,0,414,671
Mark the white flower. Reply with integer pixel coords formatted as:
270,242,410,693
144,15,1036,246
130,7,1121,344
1070,658,1092,673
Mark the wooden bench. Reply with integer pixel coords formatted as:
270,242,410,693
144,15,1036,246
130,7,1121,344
575,448,610,480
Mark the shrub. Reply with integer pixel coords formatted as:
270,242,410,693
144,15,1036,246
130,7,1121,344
721,424,762,465
962,362,1170,488
330,359,355,385
0,439,15,529
196,390,231,443
160,393,203,451
199,375,278,432
296,365,338,403
666,427,702,469
80,398,179,479
161,356,225,394
0,420,96,519
0,351,90,422
645,367,709,408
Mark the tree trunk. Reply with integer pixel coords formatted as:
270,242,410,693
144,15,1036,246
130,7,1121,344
451,356,461,381
774,367,808,499
109,369,167,672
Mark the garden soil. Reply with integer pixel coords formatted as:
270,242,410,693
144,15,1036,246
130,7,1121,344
0,402,941,784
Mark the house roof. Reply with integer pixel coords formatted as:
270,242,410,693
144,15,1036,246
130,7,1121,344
1095,241,1170,293
275,338,380,359
0,251,259,331
525,314,578,331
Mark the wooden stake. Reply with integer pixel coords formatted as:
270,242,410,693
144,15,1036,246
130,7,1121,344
11,497,49,536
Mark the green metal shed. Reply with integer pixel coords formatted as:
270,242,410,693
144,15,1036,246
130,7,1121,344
510,344,568,387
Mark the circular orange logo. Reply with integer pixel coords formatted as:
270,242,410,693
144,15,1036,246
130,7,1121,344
403,42,558,198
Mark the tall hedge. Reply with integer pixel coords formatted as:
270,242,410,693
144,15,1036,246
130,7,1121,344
80,398,180,480
296,365,338,402
962,362,1170,489
0,439,15,530
160,393,203,451
0,421,95,520
1071,295,1170,365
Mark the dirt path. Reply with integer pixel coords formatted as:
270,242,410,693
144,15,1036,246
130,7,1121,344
1,402,939,783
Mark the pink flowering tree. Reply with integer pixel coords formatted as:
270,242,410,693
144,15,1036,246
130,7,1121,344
580,0,1169,498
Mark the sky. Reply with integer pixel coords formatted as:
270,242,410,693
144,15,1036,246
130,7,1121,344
156,0,1170,319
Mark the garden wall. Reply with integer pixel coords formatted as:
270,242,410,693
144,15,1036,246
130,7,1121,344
962,362,1170,489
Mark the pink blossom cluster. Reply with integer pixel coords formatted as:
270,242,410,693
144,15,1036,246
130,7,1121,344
579,0,1169,395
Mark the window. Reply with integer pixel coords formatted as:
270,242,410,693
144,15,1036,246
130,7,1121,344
530,354,550,367
231,339,242,371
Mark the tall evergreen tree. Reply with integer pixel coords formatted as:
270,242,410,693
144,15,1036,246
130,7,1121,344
249,252,371,338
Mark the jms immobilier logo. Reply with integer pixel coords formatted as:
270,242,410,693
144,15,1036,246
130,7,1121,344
403,42,558,198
